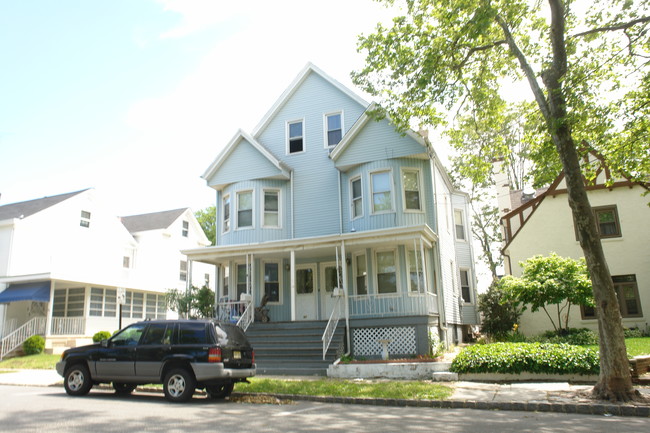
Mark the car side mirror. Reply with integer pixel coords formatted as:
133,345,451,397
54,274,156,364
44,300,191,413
101,339,109,348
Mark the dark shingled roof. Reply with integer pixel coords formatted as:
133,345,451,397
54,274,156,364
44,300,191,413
120,208,188,233
0,189,89,221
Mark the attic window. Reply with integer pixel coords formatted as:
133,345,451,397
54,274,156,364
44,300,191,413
287,120,304,154
182,220,189,237
80,210,91,228
325,112,342,147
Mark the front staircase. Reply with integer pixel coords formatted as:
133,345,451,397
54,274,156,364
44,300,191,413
246,321,345,376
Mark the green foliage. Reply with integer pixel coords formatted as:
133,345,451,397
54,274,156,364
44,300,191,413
429,330,445,358
22,335,45,355
624,328,645,339
194,206,216,246
450,342,600,375
501,253,594,332
92,331,112,343
477,282,523,339
166,285,215,319
532,328,599,346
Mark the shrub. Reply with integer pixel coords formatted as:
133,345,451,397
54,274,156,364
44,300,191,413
532,328,599,346
450,342,600,375
477,282,522,339
93,331,112,343
624,328,644,339
23,335,45,355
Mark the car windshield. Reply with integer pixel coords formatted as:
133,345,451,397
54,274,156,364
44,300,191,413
111,323,146,347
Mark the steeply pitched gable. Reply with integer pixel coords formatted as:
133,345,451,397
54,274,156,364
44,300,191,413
0,189,89,221
121,208,188,233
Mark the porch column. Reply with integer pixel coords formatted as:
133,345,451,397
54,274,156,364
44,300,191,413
290,249,296,321
341,241,351,352
45,281,55,337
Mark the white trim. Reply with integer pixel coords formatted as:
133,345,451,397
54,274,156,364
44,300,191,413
323,111,344,148
453,208,467,241
286,118,306,155
459,267,472,304
400,167,424,213
261,260,282,305
350,175,363,220
236,190,254,230
369,169,394,214
373,248,400,295
261,188,282,229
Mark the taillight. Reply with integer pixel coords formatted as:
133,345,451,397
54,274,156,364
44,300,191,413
209,347,222,363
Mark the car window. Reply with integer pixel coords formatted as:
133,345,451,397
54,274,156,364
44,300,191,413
141,323,172,345
214,323,250,347
111,323,146,347
178,322,207,344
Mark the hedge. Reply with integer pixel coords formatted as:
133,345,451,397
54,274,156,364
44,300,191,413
450,342,600,375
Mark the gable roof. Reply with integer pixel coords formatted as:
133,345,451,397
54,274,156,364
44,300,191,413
121,208,188,233
202,129,291,187
0,189,89,221
251,62,369,137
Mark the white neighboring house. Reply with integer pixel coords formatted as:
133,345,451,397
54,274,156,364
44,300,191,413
0,189,214,357
500,152,649,336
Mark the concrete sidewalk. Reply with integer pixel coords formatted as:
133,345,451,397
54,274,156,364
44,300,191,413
1,369,648,417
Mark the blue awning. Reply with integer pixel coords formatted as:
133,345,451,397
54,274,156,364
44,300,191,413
0,282,51,303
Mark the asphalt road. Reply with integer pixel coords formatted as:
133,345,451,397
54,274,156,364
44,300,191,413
0,385,646,432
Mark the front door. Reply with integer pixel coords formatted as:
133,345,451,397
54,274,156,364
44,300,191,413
320,262,341,320
295,264,317,320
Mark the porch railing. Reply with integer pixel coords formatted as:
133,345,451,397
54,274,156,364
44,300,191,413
236,301,254,332
50,317,86,336
216,300,253,331
0,317,46,360
1,318,18,338
322,295,342,360
348,292,437,318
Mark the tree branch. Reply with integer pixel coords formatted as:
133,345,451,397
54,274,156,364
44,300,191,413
570,15,650,39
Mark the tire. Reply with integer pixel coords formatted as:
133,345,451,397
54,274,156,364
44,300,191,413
206,382,234,399
63,364,93,396
163,368,196,403
113,382,137,395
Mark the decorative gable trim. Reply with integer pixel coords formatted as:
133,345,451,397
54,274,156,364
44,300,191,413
252,62,368,138
202,129,291,186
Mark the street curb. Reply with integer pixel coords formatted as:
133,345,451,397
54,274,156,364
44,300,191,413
230,392,650,418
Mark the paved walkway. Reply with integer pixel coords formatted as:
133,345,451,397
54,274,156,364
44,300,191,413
1,369,649,417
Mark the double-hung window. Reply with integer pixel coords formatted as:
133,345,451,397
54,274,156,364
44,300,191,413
223,194,231,233
236,264,248,300
180,260,187,282
263,263,280,302
354,253,367,295
371,170,393,213
454,209,466,240
263,190,280,228
325,112,342,147
237,191,253,229
402,169,422,211
182,220,189,237
376,250,397,294
351,177,363,219
594,205,621,238
407,250,425,293
582,275,642,318
459,269,471,303
287,120,304,154
80,210,91,228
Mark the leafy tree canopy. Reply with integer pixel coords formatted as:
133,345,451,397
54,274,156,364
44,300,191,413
195,205,216,246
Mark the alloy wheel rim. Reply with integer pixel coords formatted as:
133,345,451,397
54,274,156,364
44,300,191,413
168,374,186,397
68,371,84,391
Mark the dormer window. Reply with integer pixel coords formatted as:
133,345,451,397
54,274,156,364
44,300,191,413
287,120,304,154
325,112,342,147
80,210,91,228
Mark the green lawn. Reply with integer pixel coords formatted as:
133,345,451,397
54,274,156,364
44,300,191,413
583,337,650,358
236,378,453,400
0,353,59,370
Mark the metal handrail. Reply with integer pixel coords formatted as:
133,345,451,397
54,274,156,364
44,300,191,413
236,300,254,332
322,295,342,360
0,317,46,360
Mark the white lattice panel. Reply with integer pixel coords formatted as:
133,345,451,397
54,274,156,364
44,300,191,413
353,326,417,357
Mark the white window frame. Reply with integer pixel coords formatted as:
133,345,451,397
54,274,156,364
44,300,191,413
459,268,472,303
236,190,254,230
323,111,344,148
80,210,91,228
370,169,394,214
406,249,425,294
401,168,424,212
180,260,188,282
222,194,231,233
262,188,281,229
373,248,400,296
454,208,466,241
350,176,363,220
182,220,189,237
261,261,282,304
286,119,305,155
353,252,368,296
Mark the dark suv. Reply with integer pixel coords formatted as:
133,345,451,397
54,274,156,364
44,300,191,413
56,319,255,402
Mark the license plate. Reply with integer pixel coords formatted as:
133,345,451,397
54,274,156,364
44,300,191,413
233,351,241,359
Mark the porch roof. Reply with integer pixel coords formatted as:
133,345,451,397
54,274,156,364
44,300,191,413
0,281,51,303
183,225,438,265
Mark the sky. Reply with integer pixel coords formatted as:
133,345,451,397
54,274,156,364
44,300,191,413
0,0,399,216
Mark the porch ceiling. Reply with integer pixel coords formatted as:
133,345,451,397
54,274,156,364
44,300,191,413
183,225,438,265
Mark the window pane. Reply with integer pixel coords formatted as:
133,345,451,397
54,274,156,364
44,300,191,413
239,210,252,227
352,179,361,199
373,192,392,212
325,266,338,292
405,191,421,210
264,213,278,226
328,130,342,146
289,122,302,138
372,172,391,212
289,139,303,153
132,292,143,318
355,255,367,295
372,172,390,192
264,192,278,211
238,192,253,227
327,114,341,130
296,269,314,294
376,251,397,294
353,199,363,218
403,171,418,190
238,192,252,210
264,263,279,302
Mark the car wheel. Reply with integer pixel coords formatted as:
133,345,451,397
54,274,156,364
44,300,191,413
63,364,93,396
113,382,137,395
163,368,195,403
206,382,234,399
